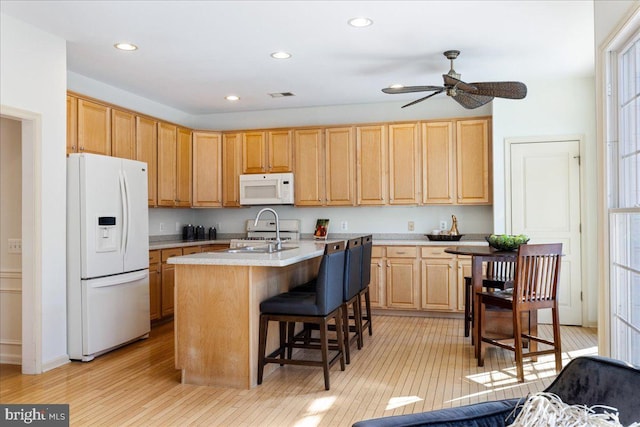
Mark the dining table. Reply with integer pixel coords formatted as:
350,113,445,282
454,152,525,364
444,245,519,358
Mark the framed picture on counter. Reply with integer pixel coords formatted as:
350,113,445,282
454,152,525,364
314,219,330,240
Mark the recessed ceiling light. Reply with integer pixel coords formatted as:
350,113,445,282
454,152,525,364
271,51,292,59
114,42,138,51
390,84,404,89
348,17,373,27
225,95,240,101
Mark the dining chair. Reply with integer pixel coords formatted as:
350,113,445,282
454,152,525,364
477,243,563,383
257,241,346,390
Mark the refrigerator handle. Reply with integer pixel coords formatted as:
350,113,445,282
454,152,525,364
119,171,129,255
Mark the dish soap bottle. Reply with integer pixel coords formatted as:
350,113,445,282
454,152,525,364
449,215,459,236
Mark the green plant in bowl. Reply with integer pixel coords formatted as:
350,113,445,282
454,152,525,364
485,234,530,251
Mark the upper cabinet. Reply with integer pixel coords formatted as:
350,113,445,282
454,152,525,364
136,116,158,207
158,123,192,207
325,127,355,206
242,130,293,174
77,99,111,155
388,123,420,205
422,118,491,205
356,125,388,205
192,131,222,208
111,109,136,160
66,95,78,154
294,129,324,206
222,133,242,207
456,119,491,204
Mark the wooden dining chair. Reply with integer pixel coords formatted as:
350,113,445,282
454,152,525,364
477,243,563,383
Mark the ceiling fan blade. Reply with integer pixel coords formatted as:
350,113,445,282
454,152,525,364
382,85,443,94
401,89,444,108
442,74,477,92
469,81,527,99
452,92,494,109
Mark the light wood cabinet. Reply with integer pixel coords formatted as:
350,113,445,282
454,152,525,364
222,133,243,207
457,256,472,312
136,116,158,207
422,121,455,204
242,131,267,174
385,246,419,310
357,125,388,205
325,127,356,206
77,99,111,155
267,130,293,173
420,246,456,311
160,248,182,318
456,119,491,204
294,128,325,206
192,131,222,207
66,95,78,154
157,123,191,207
369,246,386,308
149,250,161,321
388,123,420,204
111,109,136,160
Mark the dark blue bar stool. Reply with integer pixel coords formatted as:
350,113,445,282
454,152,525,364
257,241,346,390
359,235,373,337
342,237,363,363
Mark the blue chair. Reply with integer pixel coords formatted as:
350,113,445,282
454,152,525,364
257,241,346,390
342,237,364,363
359,235,373,337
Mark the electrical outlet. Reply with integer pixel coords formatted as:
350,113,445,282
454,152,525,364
408,221,415,231
341,221,348,231
215,223,221,231
175,222,181,232
8,238,22,254
439,220,447,230
159,223,165,232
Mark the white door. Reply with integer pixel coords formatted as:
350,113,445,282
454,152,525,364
509,139,582,325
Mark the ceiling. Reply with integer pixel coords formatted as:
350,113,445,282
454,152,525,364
1,1,595,115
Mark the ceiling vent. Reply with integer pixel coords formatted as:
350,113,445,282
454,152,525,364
269,92,295,98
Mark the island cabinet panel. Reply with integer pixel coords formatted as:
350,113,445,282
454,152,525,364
222,133,243,207
456,119,491,204
192,131,222,207
77,99,111,155
385,246,419,310
422,121,455,204
242,131,267,174
111,109,136,160
325,127,355,206
294,129,325,206
388,123,420,204
267,130,293,173
136,116,158,207
357,125,388,205
66,95,78,154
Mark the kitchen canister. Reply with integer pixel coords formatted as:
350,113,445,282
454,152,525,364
208,227,217,240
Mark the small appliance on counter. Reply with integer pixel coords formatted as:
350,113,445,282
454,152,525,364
183,224,195,241
195,225,205,240
208,227,217,240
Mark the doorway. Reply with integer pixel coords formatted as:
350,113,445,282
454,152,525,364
506,137,583,325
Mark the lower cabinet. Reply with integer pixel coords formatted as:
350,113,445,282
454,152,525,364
160,248,182,319
149,250,161,321
370,244,469,314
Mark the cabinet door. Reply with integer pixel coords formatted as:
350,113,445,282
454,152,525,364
456,119,491,204
421,258,456,311
294,129,325,206
457,256,472,312
192,131,222,207
357,125,387,205
111,109,136,160
242,131,267,174
149,251,161,321
422,121,455,204
160,248,182,318
388,123,420,204
77,99,111,155
267,130,293,173
176,127,192,207
386,258,419,309
369,246,386,308
136,116,158,207
66,95,78,154
325,127,355,206
157,122,177,207
222,133,242,207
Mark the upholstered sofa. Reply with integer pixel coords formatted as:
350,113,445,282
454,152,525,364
352,356,640,427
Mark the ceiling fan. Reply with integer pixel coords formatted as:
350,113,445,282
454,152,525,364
381,50,527,109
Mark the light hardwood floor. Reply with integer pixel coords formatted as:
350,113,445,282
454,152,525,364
1,315,597,426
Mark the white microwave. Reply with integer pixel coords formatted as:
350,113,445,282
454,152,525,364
239,173,294,205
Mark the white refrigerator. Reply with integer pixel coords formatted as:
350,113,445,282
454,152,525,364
67,153,150,361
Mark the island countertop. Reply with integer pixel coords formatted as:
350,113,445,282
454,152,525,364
166,240,327,267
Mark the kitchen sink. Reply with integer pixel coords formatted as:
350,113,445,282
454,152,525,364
223,245,298,254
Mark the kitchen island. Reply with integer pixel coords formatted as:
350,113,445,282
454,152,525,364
167,241,327,389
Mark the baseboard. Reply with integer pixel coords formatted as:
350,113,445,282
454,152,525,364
42,355,70,372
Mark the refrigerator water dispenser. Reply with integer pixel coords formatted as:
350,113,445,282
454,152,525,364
97,216,117,252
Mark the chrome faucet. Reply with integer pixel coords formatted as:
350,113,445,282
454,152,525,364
254,208,281,251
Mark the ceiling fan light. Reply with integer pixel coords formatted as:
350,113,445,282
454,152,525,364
348,17,373,27
114,42,138,51
389,84,404,89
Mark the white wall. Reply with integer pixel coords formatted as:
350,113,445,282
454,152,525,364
0,117,22,364
1,13,68,370
492,76,598,326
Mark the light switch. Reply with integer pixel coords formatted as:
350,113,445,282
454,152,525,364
8,238,22,254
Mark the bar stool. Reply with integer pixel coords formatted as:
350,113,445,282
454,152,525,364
257,241,346,390
342,237,364,363
359,235,373,337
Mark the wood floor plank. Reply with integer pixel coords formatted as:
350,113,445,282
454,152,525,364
0,316,597,426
